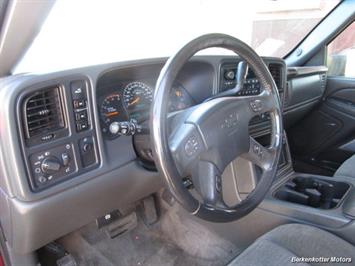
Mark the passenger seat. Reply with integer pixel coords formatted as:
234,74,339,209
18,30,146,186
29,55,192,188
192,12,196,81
334,155,355,178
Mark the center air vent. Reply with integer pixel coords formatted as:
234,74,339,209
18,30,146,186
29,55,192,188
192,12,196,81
23,87,65,139
268,63,283,92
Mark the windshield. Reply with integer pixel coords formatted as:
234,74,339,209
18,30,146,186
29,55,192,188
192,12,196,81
14,0,339,74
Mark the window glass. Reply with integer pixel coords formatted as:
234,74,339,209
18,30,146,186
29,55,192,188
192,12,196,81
327,22,355,77
14,0,340,74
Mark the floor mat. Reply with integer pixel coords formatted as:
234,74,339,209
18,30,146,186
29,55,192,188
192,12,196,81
58,204,238,266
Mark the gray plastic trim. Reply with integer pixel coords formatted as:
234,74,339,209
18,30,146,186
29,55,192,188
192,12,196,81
261,173,354,229
0,0,55,76
7,161,162,253
287,66,328,79
0,55,285,253
286,1,355,66
339,139,355,153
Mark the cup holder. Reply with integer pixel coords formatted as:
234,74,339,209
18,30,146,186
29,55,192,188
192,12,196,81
274,176,350,209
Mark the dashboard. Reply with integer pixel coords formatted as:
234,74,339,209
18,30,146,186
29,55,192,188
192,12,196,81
0,56,286,254
98,80,195,138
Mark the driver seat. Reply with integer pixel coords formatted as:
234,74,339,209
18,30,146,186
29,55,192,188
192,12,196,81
228,223,355,266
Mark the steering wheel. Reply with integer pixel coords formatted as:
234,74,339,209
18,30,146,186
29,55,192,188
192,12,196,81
150,34,282,222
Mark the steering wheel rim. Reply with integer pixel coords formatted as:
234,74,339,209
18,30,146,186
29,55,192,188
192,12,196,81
150,33,283,222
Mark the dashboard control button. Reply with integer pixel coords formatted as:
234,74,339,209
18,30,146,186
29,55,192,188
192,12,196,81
120,122,129,135
184,135,200,156
224,70,235,80
108,120,141,136
73,99,86,109
75,110,88,121
71,80,86,100
61,153,70,166
38,176,47,183
29,143,77,190
109,122,120,134
76,121,89,132
41,157,61,174
79,137,96,167
83,143,92,152
250,99,263,112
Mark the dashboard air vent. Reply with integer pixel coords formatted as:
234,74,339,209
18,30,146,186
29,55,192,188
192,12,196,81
268,63,283,92
23,87,65,138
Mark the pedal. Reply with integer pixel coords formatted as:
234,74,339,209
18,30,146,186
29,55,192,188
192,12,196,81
45,242,67,258
139,196,158,226
161,189,175,206
38,242,77,266
96,210,121,229
57,254,77,266
104,212,138,239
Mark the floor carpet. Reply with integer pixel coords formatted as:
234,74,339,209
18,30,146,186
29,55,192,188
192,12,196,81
57,203,239,266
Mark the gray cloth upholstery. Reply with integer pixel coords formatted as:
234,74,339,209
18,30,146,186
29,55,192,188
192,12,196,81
334,155,355,178
229,224,355,266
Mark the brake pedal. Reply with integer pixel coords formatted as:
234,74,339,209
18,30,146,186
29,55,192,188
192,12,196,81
38,242,77,266
139,196,158,226
104,212,138,239
96,210,121,229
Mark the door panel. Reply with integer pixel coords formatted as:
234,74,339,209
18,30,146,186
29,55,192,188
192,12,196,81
288,20,355,175
288,76,355,175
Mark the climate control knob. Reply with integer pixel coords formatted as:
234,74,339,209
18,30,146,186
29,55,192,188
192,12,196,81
41,156,61,174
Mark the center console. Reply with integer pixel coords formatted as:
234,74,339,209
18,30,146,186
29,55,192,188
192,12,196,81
275,176,350,209
260,132,355,235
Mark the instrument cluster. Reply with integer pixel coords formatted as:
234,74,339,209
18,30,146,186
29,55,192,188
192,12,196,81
99,81,194,138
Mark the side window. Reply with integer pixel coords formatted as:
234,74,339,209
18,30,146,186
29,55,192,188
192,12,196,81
327,22,355,77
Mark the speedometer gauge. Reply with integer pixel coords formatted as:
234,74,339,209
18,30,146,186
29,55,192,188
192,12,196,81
123,82,153,110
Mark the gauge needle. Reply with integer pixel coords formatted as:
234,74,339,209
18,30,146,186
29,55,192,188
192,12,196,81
106,111,119,117
128,96,140,106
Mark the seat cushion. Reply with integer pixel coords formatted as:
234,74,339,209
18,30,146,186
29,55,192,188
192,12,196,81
229,224,355,266
334,155,355,178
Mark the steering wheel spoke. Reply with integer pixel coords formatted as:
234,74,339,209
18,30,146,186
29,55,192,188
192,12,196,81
242,137,275,171
168,122,206,177
192,161,227,208
237,90,275,119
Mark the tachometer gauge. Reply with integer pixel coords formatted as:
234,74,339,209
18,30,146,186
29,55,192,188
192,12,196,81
123,82,153,110
100,93,127,135
169,85,194,112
